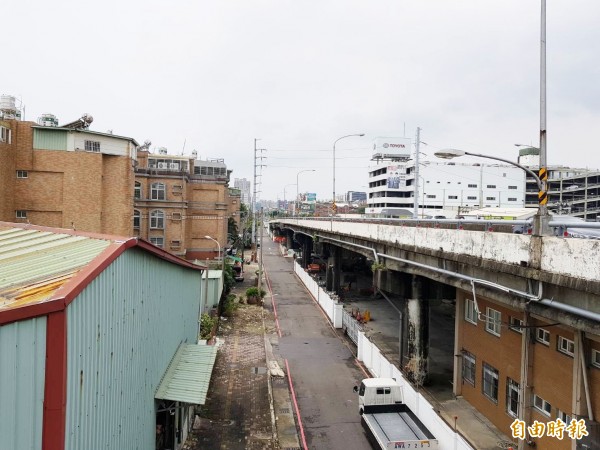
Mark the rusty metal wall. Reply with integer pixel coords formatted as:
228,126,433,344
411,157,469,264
65,248,202,450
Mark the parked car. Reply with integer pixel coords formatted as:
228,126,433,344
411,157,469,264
513,215,600,239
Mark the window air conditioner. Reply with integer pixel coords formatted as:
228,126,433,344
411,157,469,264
157,162,168,169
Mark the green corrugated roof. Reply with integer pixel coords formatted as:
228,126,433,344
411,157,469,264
0,227,111,306
155,343,218,405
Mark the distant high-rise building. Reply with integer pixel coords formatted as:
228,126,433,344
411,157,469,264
346,191,367,203
234,178,252,205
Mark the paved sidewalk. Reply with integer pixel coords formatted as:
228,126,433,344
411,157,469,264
185,262,301,450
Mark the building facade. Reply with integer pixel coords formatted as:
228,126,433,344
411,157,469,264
135,149,236,260
233,177,252,205
366,160,526,216
518,147,600,220
455,289,600,449
0,117,137,235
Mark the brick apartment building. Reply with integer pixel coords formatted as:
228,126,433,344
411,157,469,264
134,149,237,260
455,289,600,449
0,116,137,236
1,104,239,261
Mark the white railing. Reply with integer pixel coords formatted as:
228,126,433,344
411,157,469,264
358,332,473,450
293,261,343,328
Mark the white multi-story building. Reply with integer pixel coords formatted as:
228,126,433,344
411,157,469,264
234,178,252,206
366,160,526,217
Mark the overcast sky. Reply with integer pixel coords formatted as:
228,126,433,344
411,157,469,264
4,1,600,202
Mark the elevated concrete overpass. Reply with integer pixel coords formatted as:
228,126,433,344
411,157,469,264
271,217,600,450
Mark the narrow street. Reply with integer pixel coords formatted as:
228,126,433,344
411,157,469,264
262,235,372,450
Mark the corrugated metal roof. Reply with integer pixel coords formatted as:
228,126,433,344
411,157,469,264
0,226,111,310
155,343,217,405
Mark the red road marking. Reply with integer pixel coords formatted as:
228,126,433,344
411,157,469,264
286,359,309,450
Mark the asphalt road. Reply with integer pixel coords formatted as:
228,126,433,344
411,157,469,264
261,234,372,450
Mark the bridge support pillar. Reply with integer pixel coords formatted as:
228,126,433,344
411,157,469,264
406,275,429,385
300,239,312,268
325,247,341,293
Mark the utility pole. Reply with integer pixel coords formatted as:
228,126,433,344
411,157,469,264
252,139,267,249
413,127,421,219
257,207,264,295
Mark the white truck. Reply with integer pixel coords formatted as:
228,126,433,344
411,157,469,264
354,378,439,449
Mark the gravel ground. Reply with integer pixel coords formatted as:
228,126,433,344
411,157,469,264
185,301,280,450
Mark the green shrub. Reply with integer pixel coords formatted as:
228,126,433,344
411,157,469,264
245,287,266,299
223,294,238,317
199,313,217,340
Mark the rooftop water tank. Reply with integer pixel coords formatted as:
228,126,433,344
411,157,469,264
158,147,168,155
0,95,20,120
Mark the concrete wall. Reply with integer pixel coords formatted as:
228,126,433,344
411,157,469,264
279,219,600,284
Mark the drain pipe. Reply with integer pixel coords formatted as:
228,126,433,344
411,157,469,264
315,235,379,264
287,227,600,323
378,253,600,323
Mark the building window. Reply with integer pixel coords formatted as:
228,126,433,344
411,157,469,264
171,212,182,220
508,186,518,190
150,210,164,229
134,182,142,199
485,307,501,337
486,184,496,188
16,210,27,219
536,328,550,345
84,140,101,152
508,197,517,202
533,394,552,417
557,336,575,357
506,378,520,418
467,196,477,200
151,182,166,200
464,298,477,324
16,170,28,178
149,237,164,248
482,363,499,403
509,316,523,333
468,184,477,188
448,195,458,199
0,126,12,144
426,195,436,199
486,196,496,201
592,349,600,369
133,210,140,229
462,351,476,385
557,410,572,424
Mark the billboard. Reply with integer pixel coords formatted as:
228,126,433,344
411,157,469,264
300,192,317,203
387,165,407,190
372,137,412,159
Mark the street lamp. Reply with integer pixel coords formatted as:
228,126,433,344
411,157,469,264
205,235,225,286
333,134,365,214
434,149,549,234
296,169,316,216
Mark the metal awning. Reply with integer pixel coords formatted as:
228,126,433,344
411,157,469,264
155,343,218,405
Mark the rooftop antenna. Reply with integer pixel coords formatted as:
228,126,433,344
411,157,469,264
182,138,186,155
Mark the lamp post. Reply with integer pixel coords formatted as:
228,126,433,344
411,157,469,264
333,134,365,215
296,169,315,217
434,149,548,234
205,235,225,287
